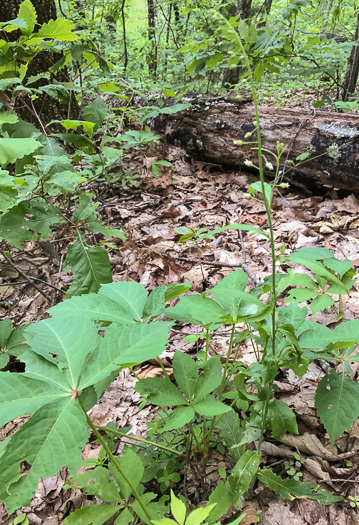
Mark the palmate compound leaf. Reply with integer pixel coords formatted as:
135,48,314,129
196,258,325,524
315,369,359,444
0,313,173,514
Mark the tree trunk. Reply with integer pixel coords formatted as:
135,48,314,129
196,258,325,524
147,0,157,79
0,0,79,128
342,11,359,101
154,95,359,192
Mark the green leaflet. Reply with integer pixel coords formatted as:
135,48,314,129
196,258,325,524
64,231,112,297
315,370,359,444
0,398,88,513
257,469,342,504
64,505,119,525
0,137,42,166
0,200,64,249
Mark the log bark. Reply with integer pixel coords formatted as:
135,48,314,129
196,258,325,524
155,95,359,193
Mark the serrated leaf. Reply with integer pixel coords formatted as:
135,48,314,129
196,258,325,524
0,200,64,249
323,258,352,278
186,505,217,525
284,247,334,261
64,504,119,524
49,293,136,325
99,281,148,322
268,399,298,440
65,232,112,298
0,138,42,165
79,322,173,389
135,377,188,406
163,406,195,431
194,356,222,399
69,466,122,503
18,0,37,35
165,295,226,327
109,449,144,502
228,450,260,500
0,373,61,426
0,398,88,513
297,320,333,349
36,18,77,40
207,483,232,523
310,294,334,314
82,97,109,129
257,468,342,503
0,111,18,124
332,319,359,344
194,399,232,416
315,370,359,444
211,269,248,319
143,286,166,321
164,282,191,301
170,489,186,525
215,411,244,462
173,351,198,400
277,303,307,329
26,316,98,389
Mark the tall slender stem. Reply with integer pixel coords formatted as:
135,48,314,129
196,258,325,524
77,397,152,523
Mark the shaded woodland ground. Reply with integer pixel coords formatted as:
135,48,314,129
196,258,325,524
1,106,359,522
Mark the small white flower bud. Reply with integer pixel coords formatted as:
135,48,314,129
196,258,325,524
244,160,253,167
265,162,274,171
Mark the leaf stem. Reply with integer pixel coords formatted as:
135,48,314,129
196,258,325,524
76,397,152,523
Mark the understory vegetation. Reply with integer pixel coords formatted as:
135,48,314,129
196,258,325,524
1,0,359,524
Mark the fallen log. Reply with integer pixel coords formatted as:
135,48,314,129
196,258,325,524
154,95,359,193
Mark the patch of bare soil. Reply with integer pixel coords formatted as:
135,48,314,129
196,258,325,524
1,139,359,524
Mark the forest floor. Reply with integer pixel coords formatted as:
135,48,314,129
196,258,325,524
1,131,359,524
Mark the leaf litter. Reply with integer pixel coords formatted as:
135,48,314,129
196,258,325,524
1,141,359,524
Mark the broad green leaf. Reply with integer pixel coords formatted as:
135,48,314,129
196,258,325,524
194,399,232,416
228,451,260,500
65,232,112,298
73,193,99,222
43,170,84,195
68,466,122,502
0,373,61,426
53,133,95,153
286,288,318,303
36,18,78,40
50,293,136,325
163,406,195,431
18,0,37,35
0,200,64,249
82,97,109,129
0,398,88,513
0,138,41,165
0,111,18,124
323,258,352,278
26,316,98,389
211,269,248,319
284,247,334,261
194,356,222,399
109,449,144,501
286,258,348,294
257,469,342,503
99,281,148,322
297,321,333,349
310,294,334,314
56,119,96,136
315,370,359,444
0,78,21,90
20,349,73,391
173,351,198,400
332,319,359,343
277,303,307,329
143,286,166,322
165,295,226,327
0,319,12,349
268,399,298,440
79,322,173,389
277,271,320,294
170,490,186,525
215,411,244,462
64,504,119,524
85,221,126,240
135,377,188,406
186,505,216,525
207,483,233,523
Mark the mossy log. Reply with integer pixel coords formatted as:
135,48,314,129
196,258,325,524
154,95,359,192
